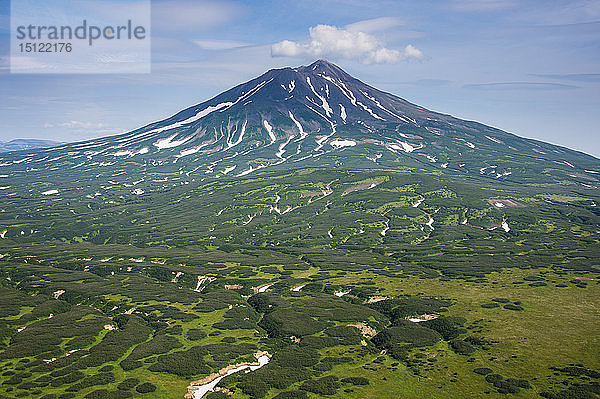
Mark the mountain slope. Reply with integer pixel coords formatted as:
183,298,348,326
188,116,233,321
0,60,598,192
0,139,63,153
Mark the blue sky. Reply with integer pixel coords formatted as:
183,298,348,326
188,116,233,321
1,0,599,157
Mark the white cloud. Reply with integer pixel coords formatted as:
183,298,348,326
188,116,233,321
271,24,424,64
193,40,250,50
59,121,105,129
403,44,424,59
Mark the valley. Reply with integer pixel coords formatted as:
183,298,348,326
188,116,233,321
0,167,598,398
0,60,598,399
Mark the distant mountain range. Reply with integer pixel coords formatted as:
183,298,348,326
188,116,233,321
0,60,597,188
0,139,62,153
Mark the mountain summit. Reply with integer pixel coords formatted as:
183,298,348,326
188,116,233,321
0,60,598,186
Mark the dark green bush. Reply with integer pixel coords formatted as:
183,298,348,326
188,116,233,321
272,391,308,399
473,367,493,375
205,392,230,399
135,382,157,393
422,316,466,340
17,380,37,389
540,383,600,398
369,297,451,321
529,282,547,287
464,336,490,347
485,374,504,384
194,290,242,313
74,316,151,369
505,378,531,389
3,373,24,385
238,378,269,398
372,321,442,349
164,325,183,335
324,326,362,345
299,376,340,395
550,366,600,378
503,304,524,311
482,373,531,394
260,365,312,390
117,378,139,390
66,371,115,392
247,293,278,313
495,380,521,394
260,310,328,337
119,358,143,371
50,371,86,387
187,328,207,340
148,346,210,377
299,336,340,349
313,362,333,371
147,266,171,282
341,377,370,385
123,334,182,363
449,339,476,355
271,346,320,368
481,303,500,309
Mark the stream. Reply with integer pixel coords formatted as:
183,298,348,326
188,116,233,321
191,354,271,398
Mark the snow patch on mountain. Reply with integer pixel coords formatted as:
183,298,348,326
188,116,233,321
222,165,237,174
154,134,195,150
339,104,347,122
263,120,276,144
288,112,307,140
360,90,411,123
227,120,247,149
356,101,385,121
485,136,503,144
330,139,356,148
389,141,421,153
276,135,295,159
306,76,333,117
110,147,149,157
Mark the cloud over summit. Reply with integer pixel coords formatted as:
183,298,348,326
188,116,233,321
271,24,424,64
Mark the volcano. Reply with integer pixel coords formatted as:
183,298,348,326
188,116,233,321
0,60,598,187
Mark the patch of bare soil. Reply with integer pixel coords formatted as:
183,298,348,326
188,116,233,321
363,295,388,304
488,199,525,209
343,178,385,196
347,322,377,338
